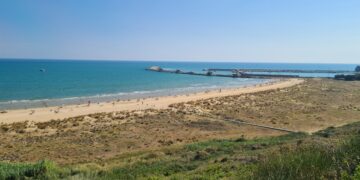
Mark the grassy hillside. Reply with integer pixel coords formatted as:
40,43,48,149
1,121,360,179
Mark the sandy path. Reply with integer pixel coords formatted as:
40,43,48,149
0,78,303,124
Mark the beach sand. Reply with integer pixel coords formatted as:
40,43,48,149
0,78,303,124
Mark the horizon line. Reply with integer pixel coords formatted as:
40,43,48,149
0,57,357,65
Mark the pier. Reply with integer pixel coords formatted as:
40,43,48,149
146,66,299,78
204,68,353,74
147,65,359,79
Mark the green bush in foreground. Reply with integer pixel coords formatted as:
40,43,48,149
342,165,360,180
353,165,360,179
335,74,360,81
102,161,198,179
254,135,360,180
255,146,335,179
0,160,67,179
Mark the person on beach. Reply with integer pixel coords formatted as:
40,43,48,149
29,110,35,115
88,100,91,106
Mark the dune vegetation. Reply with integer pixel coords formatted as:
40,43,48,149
1,121,360,180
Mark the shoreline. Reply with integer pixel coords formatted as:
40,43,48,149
0,79,270,110
0,78,303,124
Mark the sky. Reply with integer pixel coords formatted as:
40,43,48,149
0,0,359,63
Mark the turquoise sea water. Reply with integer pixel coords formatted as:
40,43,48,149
0,59,356,110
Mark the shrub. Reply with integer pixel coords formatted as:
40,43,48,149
334,74,360,81
254,146,335,180
253,135,360,180
335,136,360,176
0,160,66,179
102,161,197,179
352,165,360,180
335,74,346,80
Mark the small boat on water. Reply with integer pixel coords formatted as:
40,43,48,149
40,68,46,72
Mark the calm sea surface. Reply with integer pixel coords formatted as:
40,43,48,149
0,59,356,109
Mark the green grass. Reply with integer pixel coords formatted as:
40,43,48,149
255,146,335,179
0,124,359,179
185,132,308,154
102,161,197,179
254,135,360,180
0,160,68,179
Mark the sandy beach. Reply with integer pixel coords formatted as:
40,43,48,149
0,78,303,124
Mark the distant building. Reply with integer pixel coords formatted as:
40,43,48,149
147,66,163,72
232,70,243,77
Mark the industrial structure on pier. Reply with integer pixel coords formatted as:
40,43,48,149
146,65,360,79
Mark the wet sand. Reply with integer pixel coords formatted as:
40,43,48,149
0,79,303,124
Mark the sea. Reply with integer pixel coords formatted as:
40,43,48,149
0,59,356,110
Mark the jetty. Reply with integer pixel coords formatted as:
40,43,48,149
146,66,299,78
204,68,353,74
147,65,360,79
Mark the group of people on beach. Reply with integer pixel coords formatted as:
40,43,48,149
23,79,286,116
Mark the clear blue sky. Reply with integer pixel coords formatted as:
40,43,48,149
0,0,359,63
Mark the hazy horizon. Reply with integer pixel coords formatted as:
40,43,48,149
0,58,358,65
1,0,359,64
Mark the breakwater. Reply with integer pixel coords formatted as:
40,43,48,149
205,68,353,74
146,66,300,78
